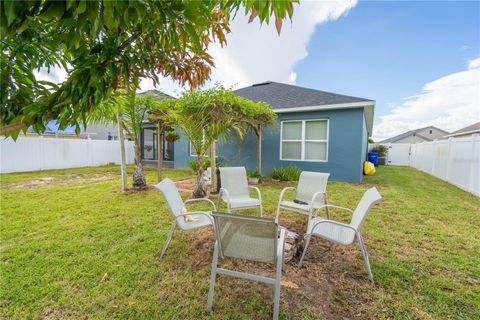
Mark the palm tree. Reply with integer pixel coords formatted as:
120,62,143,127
120,88,157,188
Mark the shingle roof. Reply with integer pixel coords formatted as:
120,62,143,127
446,122,480,137
138,90,175,100
379,126,448,143
233,81,373,109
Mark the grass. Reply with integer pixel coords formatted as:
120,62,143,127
1,165,479,319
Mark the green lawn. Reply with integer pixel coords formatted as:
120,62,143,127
1,165,479,319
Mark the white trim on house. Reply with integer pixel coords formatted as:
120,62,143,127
274,101,375,136
279,119,329,162
274,101,375,113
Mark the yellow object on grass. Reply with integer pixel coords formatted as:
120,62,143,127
364,161,376,175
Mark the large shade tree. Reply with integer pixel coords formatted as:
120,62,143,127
1,0,296,138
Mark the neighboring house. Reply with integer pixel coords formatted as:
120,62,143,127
25,120,83,138
153,81,375,183
379,126,449,144
444,122,480,138
25,120,119,140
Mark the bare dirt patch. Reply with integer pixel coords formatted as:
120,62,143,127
178,215,377,319
10,173,117,189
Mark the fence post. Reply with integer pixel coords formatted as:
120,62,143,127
469,134,478,193
445,137,453,183
432,139,438,177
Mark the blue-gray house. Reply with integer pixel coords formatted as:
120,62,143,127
141,82,375,183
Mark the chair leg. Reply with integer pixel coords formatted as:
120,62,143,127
273,233,284,320
259,203,263,217
298,235,312,267
207,242,219,311
160,223,176,259
357,233,375,286
324,193,330,220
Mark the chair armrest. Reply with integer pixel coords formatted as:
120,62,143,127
278,187,295,203
185,198,217,211
276,187,296,223
309,219,357,234
316,204,354,214
218,188,230,201
248,186,262,201
174,212,214,225
308,191,327,219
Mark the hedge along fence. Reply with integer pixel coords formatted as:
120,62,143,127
0,137,135,173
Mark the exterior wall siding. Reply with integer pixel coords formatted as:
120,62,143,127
173,107,366,183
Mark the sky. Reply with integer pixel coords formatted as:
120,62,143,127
37,0,480,140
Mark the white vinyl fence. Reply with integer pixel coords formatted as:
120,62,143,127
0,137,135,174
371,136,479,196
409,136,480,196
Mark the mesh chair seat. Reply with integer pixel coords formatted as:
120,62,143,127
181,214,213,231
307,217,356,246
279,200,310,211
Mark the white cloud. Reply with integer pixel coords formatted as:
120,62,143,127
468,57,480,70
373,58,480,140
140,0,358,95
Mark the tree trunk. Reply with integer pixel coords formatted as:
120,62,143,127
132,135,147,188
156,124,163,182
116,112,127,191
193,156,207,198
256,126,262,176
210,141,217,193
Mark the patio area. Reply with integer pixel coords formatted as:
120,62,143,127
1,166,479,319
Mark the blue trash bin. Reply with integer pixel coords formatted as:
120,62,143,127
368,152,379,167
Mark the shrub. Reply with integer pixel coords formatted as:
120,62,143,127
370,145,389,157
271,165,301,181
247,170,261,178
165,131,181,143
188,158,211,172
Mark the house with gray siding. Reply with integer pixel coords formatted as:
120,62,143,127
379,126,448,143
163,81,375,183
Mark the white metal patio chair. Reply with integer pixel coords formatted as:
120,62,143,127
298,187,382,286
275,171,330,223
207,212,286,320
218,167,263,216
154,178,216,259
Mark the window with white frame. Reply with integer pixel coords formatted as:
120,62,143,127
280,119,328,161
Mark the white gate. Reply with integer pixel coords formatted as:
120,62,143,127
386,143,411,166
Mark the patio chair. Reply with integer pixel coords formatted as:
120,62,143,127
154,178,216,259
207,212,286,320
275,171,330,223
218,167,263,216
298,187,382,286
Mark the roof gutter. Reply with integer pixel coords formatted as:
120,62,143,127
273,101,375,113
